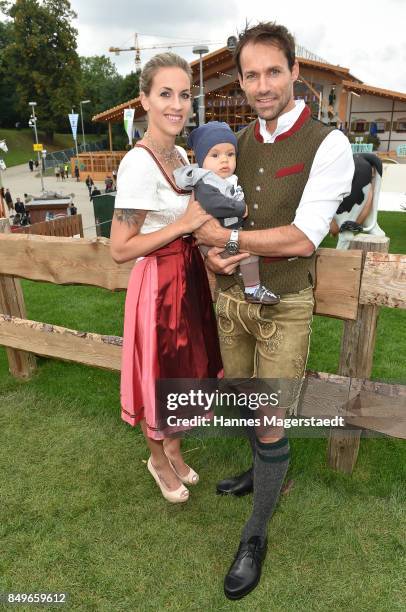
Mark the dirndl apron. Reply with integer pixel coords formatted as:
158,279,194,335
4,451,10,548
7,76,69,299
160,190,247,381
120,235,223,439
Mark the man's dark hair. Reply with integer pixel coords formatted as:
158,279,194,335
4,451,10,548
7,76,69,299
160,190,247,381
234,22,296,75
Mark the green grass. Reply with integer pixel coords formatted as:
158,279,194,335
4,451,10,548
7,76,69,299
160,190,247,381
0,212,405,610
0,129,104,167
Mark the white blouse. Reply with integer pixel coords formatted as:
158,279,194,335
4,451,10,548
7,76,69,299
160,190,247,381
114,145,191,234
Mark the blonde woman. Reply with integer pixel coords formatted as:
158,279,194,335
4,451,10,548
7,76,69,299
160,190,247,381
110,53,223,503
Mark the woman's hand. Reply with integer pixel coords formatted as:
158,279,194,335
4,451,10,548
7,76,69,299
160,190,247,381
177,196,212,234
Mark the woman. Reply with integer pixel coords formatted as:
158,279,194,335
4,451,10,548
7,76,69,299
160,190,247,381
110,53,223,504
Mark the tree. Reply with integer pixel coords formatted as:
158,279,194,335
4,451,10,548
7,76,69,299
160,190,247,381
119,70,141,103
1,0,81,142
0,20,20,128
79,55,123,133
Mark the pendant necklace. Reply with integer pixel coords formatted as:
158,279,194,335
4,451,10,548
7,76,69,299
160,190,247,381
144,132,181,165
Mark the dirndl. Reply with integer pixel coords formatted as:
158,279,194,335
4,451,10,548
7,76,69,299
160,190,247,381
120,235,223,439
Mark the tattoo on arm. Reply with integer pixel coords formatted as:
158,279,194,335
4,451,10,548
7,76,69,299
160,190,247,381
114,208,146,229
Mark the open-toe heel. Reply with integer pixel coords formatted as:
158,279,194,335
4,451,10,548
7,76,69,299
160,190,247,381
167,459,199,486
147,458,189,503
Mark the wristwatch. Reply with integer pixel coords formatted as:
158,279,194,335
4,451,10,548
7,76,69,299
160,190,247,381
224,229,240,255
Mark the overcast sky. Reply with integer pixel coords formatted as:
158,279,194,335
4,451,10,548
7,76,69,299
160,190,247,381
68,0,406,93
2,0,402,93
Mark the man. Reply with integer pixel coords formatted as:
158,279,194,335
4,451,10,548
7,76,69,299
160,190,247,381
90,186,101,202
4,188,14,214
68,202,77,216
194,22,354,600
15,197,26,215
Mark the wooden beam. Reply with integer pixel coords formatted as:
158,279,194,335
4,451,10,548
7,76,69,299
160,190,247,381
328,235,390,473
0,234,134,291
108,121,113,151
0,314,122,371
359,252,406,309
298,73,322,101
1,312,404,439
313,248,362,320
303,371,406,439
0,236,364,320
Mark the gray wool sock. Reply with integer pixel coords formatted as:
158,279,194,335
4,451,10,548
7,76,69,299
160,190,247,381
245,424,257,461
238,403,257,461
241,436,290,543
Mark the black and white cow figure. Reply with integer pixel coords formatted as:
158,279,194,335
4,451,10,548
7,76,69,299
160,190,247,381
331,153,385,249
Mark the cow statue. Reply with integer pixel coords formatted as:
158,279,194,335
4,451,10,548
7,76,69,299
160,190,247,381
330,153,385,249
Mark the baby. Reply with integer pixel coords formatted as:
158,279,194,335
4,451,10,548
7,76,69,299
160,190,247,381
174,121,279,305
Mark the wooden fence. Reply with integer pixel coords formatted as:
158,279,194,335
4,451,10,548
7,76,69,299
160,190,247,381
0,231,405,474
8,214,83,238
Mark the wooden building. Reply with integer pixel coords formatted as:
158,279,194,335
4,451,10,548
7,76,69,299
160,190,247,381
92,46,406,153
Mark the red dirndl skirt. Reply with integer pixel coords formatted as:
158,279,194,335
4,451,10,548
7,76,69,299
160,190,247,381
120,236,223,439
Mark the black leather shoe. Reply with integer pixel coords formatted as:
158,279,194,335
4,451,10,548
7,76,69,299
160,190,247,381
216,468,253,496
224,536,267,600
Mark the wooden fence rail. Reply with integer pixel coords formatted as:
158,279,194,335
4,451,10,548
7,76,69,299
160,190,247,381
0,231,405,473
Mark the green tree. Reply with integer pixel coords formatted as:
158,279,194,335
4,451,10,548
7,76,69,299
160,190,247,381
119,70,140,103
1,0,81,142
79,55,123,133
0,20,20,128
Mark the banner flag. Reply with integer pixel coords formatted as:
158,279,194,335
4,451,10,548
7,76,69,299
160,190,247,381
68,113,79,140
123,108,135,145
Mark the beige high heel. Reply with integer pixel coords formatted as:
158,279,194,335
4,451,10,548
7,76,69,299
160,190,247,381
147,457,189,503
167,459,199,486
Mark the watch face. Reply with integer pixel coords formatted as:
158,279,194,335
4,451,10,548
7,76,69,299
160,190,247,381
226,242,239,255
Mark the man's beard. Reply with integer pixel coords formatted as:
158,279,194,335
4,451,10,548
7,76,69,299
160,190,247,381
251,90,291,123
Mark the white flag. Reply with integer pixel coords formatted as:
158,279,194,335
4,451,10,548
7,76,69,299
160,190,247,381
123,108,135,145
68,113,79,140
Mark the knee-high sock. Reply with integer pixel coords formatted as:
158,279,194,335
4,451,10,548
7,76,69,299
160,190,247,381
239,404,256,461
245,424,257,461
241,436,290,543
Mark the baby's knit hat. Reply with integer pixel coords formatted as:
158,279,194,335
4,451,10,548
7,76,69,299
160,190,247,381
187,121,237,167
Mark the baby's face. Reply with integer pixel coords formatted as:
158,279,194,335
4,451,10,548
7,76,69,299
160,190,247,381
202,142,236,178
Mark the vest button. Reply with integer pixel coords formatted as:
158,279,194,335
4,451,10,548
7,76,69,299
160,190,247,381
258,167,264,174
250,221,255,227
253,204,258,210
255,185,261,192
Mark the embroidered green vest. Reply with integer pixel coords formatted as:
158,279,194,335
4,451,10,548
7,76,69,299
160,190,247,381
216,112,333,295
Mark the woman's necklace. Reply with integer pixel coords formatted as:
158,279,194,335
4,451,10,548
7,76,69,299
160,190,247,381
143,132,181,165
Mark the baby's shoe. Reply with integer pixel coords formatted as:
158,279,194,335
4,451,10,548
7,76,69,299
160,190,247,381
244,285,280,305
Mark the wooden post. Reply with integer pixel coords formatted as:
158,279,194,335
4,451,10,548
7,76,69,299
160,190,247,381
0,221,37,378
327,235,390,473
77,214,84,238
108,121,113,152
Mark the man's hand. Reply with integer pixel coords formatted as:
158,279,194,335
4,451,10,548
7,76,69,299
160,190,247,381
205,246,250,275
194,217,229,247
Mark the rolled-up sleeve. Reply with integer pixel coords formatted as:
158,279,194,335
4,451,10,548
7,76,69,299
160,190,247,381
114,148,159,210
292,130,355,248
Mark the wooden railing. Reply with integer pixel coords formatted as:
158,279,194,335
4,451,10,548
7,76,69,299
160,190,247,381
0,232,405,473
9,214,83,238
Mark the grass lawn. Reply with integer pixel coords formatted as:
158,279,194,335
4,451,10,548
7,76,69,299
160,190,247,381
0,129,105,167
0,212,405,610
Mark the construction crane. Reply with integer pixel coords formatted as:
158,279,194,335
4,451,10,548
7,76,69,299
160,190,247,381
109,33,221,69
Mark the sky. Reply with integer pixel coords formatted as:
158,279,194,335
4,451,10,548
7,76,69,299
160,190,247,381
69,0,406,93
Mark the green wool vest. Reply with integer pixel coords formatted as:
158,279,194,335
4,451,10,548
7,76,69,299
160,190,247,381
216,111,333,295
